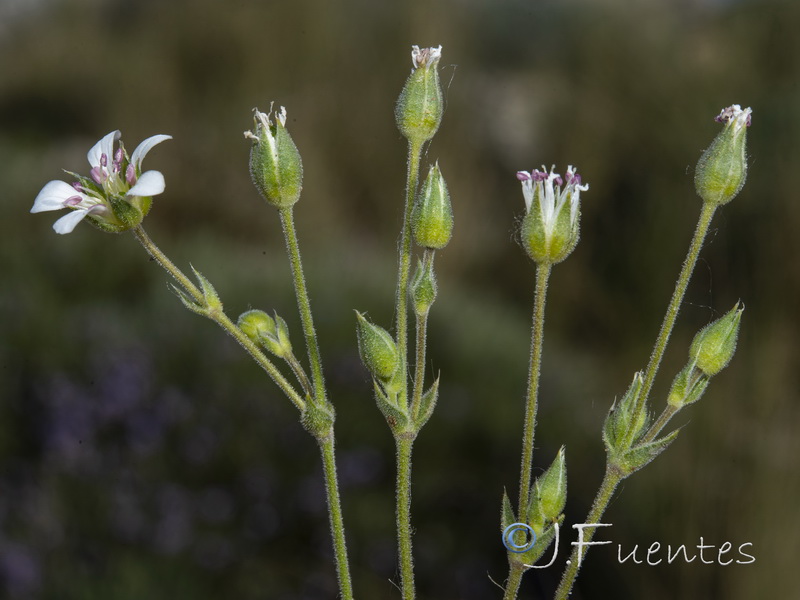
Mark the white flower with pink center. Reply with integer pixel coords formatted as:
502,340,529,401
31,131,171,234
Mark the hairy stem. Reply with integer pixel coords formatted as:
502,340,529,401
410,249,434,418
132,225,306,411
640,404,680,444
395,140,424,410
318,434,355,600
502,562,526,600
625,202,717,447
396,434,416,600
279,206,328,405
517,263,552,517
554,464,624,600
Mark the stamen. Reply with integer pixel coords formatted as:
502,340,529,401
516,171,532,182
64,195,83,207
90,166,107,184
126,164,137,185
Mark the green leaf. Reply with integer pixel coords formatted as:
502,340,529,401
413,376,439,430
618,429,680,476
373,381,409,431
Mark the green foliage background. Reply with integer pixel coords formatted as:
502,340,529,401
1,0,798,598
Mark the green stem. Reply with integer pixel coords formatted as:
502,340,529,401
396,434,416,600
502,562,526,600
640,404,679,444
553,464,624,600
625,202,716,447
132,225,204,303
286,353,313,398
279,207,328,405
410,249,434,419
395,140,424,409
131,225,306,411
517,263,552,517
317,434,355,600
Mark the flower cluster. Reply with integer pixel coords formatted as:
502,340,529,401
31,131,171,234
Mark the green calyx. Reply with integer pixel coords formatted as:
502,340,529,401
238,309,293,358
412,162,453,250
395,45,444,145
690,302,744,377
527,447,567,532
667,364,710,408
410,257,438,317
695,105,751,206
355,311,400,383
246,106,303,209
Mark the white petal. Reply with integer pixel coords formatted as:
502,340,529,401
52,209,90,234
127,170,165,197
31,180,82,212
130,134,172,169
87,130,121,168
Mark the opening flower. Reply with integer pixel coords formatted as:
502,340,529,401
31,131,171,234
516,165,589,264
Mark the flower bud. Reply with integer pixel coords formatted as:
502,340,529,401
412,162,453,249
410,258,438,317
695,105,751,206
355,311,400,382
603,372,647,453
395,45,443,145
238,309,293,358
517,166,588,265
689,302,744,376
536,447,567,522
245,106,303,208
667,364,710,408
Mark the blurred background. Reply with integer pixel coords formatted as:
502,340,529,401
1,0,798,598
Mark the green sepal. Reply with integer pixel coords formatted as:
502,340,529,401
355,311,400,383
171,284,207,316
695,106,750,206
513,517,564,566
689,302,744,377
109,195,144,230
395,48,443,145
374,381,410,431
191,265,223,312
549,196,580,263
617,429,680,476
536,447,567,523
412,162,453,250
501,488,516,533
603,372,647,453
667,364,710,408
410,258,438,317
301,395,336,439
247,108,304,208
413,376,439,431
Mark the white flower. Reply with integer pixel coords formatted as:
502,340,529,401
516,165,588,230
516,165,589,264
31,131,171,234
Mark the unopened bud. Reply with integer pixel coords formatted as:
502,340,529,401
355,311,400,383
667,364,710,408
245,106,303,208
395,45,443,145
412,162,453,249
695,105,751,206
690,302,744,376
537,447,567,522
238,309,293,358
410,258,438,316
